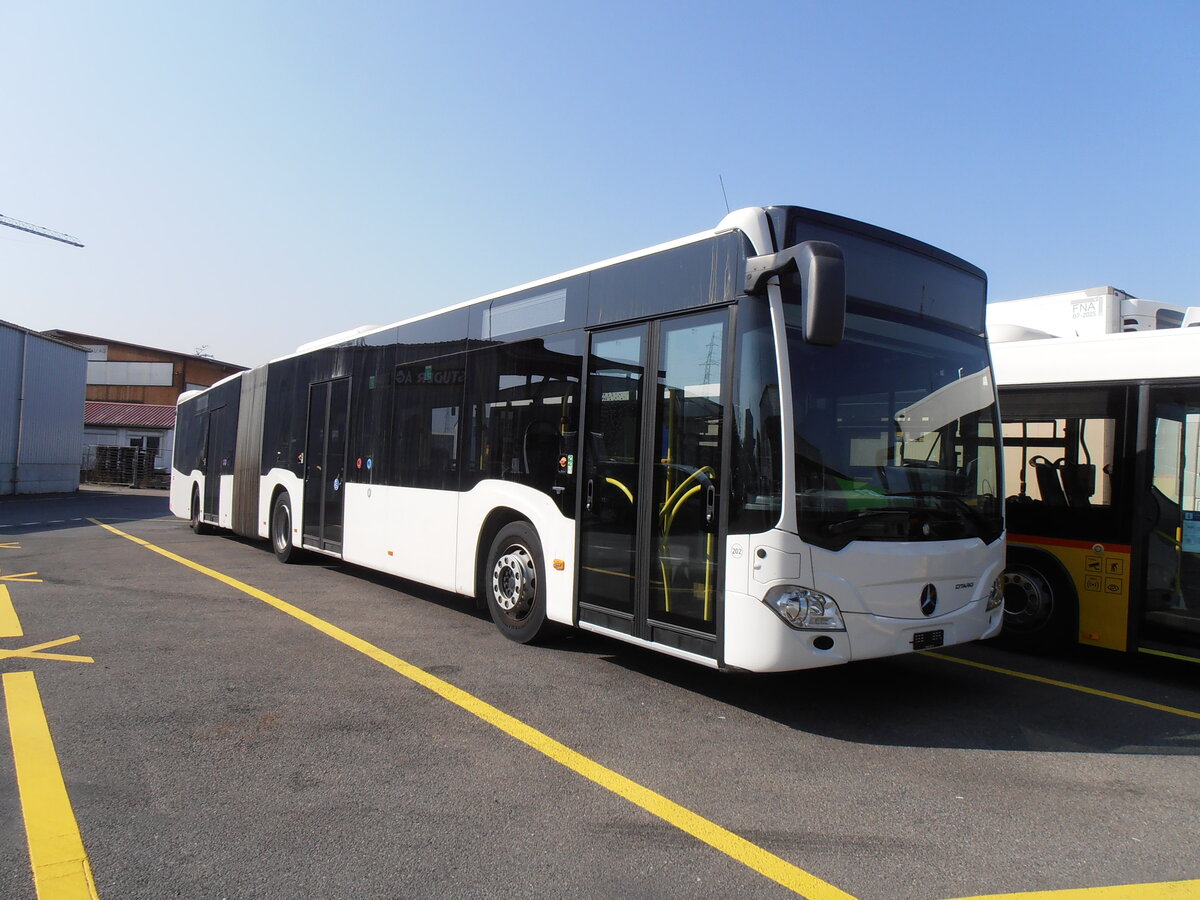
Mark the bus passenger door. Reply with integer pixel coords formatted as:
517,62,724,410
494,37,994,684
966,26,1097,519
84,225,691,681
303,378,350,554
578,325,645,628
577,310,728,658
202,403,232,525
1138,390,1200,657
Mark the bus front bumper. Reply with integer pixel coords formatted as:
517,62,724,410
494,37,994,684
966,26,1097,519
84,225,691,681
722,590,1004,673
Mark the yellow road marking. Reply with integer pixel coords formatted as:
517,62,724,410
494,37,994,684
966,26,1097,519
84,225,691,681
0,541,21,549
93,519,854,899
0,583,25,637
3,670,100,899
945,878,1200,898
0,569,43,583
924,652,1200,721
0,636,93,665
1138,647,1200,665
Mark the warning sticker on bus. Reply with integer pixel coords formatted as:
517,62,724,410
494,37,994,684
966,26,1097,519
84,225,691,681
1184,511,1200,553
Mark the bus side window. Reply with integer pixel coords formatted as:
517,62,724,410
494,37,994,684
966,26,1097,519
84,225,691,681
1002,416,1116,507
392,356,466,490
464,336,581,514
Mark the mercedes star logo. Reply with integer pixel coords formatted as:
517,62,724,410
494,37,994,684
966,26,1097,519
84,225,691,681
920,583,938,617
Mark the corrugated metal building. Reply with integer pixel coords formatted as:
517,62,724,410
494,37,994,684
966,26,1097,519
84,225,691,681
0,320,87,495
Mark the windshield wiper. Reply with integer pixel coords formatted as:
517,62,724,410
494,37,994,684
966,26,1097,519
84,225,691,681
892,490,988,525
823,509,911,536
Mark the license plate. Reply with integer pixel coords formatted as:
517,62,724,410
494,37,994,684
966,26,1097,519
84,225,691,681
911,629,944,651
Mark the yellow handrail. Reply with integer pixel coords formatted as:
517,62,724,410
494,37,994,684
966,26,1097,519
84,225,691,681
604,477,634,505
657,467,715,617
660,466,714,525
662,485,702,535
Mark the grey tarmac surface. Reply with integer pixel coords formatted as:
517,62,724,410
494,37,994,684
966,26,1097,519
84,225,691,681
0,489,1197,899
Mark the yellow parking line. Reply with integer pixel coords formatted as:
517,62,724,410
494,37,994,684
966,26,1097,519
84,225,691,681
0,584,24,637
4,670,100,899
924,652,1200,721
946,877,1200,898
91,519,854,900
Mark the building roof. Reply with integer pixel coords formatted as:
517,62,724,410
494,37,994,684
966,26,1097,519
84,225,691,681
1,319,90,352
84,401,177,429
44,329,246,371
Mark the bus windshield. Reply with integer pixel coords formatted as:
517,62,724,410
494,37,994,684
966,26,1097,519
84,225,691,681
787,303,1003,551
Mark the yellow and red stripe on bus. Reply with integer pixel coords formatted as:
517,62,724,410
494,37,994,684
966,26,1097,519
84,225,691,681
1008,534,1132,651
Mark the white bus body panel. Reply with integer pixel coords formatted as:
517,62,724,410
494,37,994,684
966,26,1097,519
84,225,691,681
257,471,302,541
455,482,576,626
167,470,234,529
341,484,460,592
325,479,575,623
810,538,1003,619
169,469,198,519
722,530,1004,672
217,475,234,529
991,327,1200,387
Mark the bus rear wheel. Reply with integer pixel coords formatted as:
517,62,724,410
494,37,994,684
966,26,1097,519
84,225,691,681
190,489,212,535
1000,560,1075,650
484,522,559,644
271,493,302,564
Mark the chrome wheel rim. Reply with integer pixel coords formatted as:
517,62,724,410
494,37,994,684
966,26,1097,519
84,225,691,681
273,502,290,553
1003,569,1053,631
492,543,536,618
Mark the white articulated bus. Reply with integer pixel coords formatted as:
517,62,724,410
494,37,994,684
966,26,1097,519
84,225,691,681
171,206,1005,673
991,325,1200,663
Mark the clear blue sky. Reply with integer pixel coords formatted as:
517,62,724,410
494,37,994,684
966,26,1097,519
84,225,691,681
4,1,1198,367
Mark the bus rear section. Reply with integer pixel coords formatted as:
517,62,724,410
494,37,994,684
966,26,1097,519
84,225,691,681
171,205,1005,673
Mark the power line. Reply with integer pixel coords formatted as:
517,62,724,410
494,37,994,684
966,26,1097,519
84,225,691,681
0,213,83,247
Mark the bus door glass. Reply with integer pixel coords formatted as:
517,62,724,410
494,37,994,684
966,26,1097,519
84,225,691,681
303,377,351,553
202,403,233,523
578,310,727,651
578,325,644,625
1140,390,1200,653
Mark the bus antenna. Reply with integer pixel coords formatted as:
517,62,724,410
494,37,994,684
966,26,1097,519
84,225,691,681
719,175,730,213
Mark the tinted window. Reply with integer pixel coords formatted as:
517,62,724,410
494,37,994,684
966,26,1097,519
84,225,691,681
463,334,582,515
730,297,783,534
789,303,1002,550
788,213,986,333
391,355,467,489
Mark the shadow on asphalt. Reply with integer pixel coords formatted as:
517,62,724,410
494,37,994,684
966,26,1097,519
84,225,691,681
61,491,1199,758
590,638,1200,756
0,490,171,535
321,551,1200,757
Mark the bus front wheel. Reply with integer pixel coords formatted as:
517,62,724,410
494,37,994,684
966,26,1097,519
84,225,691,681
484,522,559,644
1000,560,1075,650
271,493,302,564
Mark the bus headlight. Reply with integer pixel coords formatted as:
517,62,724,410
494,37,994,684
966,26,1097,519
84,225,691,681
985,576,1004,611
763,586,846,630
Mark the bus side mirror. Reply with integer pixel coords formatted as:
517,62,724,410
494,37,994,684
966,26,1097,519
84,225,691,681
744,241,845,346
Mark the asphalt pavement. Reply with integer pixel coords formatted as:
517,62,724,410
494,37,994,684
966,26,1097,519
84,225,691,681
0,489,1196,899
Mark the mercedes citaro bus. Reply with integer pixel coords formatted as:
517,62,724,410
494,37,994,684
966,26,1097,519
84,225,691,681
172,206,1005,672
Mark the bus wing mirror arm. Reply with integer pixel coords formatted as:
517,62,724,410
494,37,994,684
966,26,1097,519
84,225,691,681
744,240,846,346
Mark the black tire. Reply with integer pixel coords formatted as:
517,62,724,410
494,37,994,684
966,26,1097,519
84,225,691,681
190,488,213,535
999,557,1076,651
270,492,302,564
484,521,560,644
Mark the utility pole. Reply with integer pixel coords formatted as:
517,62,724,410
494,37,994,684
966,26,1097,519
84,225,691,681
0,212,83,247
